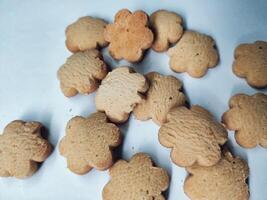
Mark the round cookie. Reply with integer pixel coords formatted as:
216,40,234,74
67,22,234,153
59,112,121,174
57,49,108,97
102,153,169,200
158,105,228,167
65,16,108,52
95,67,148,123
104,9,154,62
168,30,219,78
222,93,267,148
150,10,183,52
233,41,267,88
133,72,186,125
184,151,249,200
0,120,52,179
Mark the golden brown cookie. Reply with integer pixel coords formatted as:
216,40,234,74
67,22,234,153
233,41,267,88
65,16,108,52
133,72,186,125
0,120,52,179
158,106,228,167
95,67,148,123
102,153,169,200
222,93,267,148
150,10,183,52
57,49,108,97
168,30,219,78
59,112,121,174
104,9,154,62
184,151,249,200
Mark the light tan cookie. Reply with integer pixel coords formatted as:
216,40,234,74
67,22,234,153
168,30,219,78
57,49,108,97
184,151,249,200
102,153,169,200
133,72,186,125
233,41,267,88
150,10,183,52
222,93,267,148
158,106,228,167
104,9,154,62
0,120,52,178
95,67,148,123
59,112,121,174
65,16,108,52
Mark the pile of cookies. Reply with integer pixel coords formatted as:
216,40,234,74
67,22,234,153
1,8,267,200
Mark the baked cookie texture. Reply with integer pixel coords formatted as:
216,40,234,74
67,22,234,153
168,30,219,78
102,153,169,200
65,16,108,52
159,106,228,167
57,49,108,97
184,151,249,200
104,9,154,62
59,112,121,174
222,93,267,148
133,72,186,125
150,10,183,52
95,67,148,123
0,120,52,179
233,41,267,88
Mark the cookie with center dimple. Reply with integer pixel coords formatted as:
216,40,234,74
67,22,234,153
233,41,267,88
158,105,228,167
104,9,154,62
150,10,183,52
57,49,108,97
95,67,148,123
222,93,267,148
133,72,186,125
168,30,219,78
184,151,249,200
102,153,169,200
65,16,108,52
0,120,52,179
59,112,121,174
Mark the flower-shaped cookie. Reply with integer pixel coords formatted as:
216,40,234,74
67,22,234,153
0,120,52,178
59,112,121,174
222,93,267,148
159,106,228,167
133,72,186,125
168,30,219,78
184,151,249,200
102,153,169,200
95,67,148,123
104,9,154,62
57,49,108,97
233,41,267,88
150,10,183,52
65,16,108,52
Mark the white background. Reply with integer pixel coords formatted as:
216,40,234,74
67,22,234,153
0,0,267,199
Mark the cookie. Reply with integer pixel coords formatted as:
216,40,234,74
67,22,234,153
150,10,183,52
65,16,108,52
95,67,148,123
57,49,108,97
233,41,267,88
102,153,169,200
104,9,154,62
168,30,219,78
133,72,186,125
0,120,52,178
59,112,121,174
158,106,228,167
222,93,267,148
184,151,249,200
